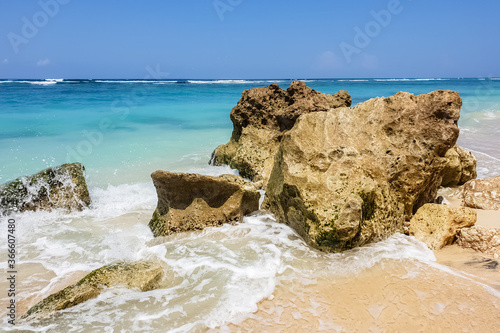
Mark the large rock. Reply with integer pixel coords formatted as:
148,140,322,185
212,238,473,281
0,163,91,216
22,261,164,320
210,81,351,185
456,226,500,258
440,145,477,187
409,204,477,250
263,90,462,252
462,175,500,210
149,171,260,237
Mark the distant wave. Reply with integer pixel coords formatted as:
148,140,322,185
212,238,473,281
153,81,179,84
94,80,178,84
374,78,451,82
413,78,450,81
23,80,58,85
1,79,64,85
2,78,495,86
187,79,286,84
29,81,57,85
376,78,408,82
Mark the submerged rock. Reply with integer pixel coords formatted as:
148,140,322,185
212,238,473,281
263,90,462,252
22,261,164,321
149,171,260,237
0,163,91,216
440,145,477,187
409,204,477,250
462,175,500,210
210,81,351,186
456,226,500,258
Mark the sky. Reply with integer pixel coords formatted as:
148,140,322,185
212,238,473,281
0,0,499,79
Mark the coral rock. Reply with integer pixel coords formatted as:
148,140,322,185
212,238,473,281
149,171,260,237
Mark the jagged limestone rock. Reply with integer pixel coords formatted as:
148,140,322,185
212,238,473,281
149,171,260,237
409,204,477,250
210,81,351,186
263,90,462,252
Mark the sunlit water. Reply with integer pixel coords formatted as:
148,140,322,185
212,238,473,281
0,79,499,332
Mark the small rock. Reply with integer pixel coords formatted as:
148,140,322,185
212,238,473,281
462,175,500,210
434,196,444,204
440,145,477,187
456,226,500,258
409,204,477,250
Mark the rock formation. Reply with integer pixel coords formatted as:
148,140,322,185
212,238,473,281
0,163,91,216
462,175,500,210
262,90,462,251
22,261,164,321
456,226,500,258
408,204,477,250
149,171,260,237
210,81,351,186
440,145,477,187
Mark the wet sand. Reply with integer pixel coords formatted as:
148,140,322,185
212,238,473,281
0,264,89,317
228,259,500,332
229,190,500,332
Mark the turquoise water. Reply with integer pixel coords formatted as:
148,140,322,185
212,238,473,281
1,78,500,186
1,78,500,331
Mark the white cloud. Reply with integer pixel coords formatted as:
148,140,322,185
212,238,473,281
2,58,8,64
36,58,50,66
316,51,342,70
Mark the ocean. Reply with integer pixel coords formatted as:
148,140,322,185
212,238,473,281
1,78,499,331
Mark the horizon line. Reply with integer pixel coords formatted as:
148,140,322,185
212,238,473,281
1,77,499,81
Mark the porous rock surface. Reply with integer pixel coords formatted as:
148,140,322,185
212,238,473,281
409,204,477,250
262,90,462,251
210,81,351,186
440,145,477,187
456,226,500,258
462,175,500,210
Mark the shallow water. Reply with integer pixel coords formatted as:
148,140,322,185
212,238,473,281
1,78,500,331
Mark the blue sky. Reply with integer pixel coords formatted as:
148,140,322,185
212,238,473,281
0,0,499,79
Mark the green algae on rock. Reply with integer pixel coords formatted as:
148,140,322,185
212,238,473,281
22,261,164,321
0,163,91,216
